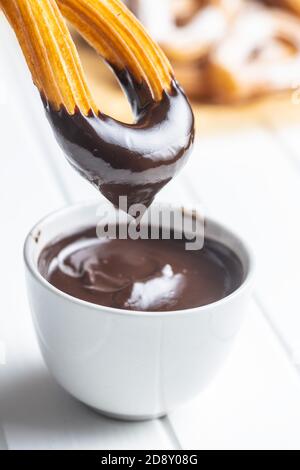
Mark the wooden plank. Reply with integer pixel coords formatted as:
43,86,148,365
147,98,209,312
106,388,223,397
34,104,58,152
1,364,173,450
181,128,300,363
264,123,300,171
257,87,300,169
0,16,174,450
170,301,300,450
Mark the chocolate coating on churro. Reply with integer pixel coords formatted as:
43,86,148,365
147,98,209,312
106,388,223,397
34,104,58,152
44,75,194,208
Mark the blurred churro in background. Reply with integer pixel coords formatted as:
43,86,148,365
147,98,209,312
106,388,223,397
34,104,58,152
122,0,300,103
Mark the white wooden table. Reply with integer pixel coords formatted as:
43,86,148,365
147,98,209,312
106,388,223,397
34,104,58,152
1,16,300,450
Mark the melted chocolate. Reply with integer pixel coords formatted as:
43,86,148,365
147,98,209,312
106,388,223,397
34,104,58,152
43,75,194,209
39,227,244,312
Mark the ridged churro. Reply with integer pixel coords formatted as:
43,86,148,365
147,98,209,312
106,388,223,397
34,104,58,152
0,0,194,209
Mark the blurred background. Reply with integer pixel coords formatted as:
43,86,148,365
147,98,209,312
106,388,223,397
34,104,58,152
70,0,300,132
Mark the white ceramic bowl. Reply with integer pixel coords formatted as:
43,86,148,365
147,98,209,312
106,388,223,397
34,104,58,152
24,201,254,420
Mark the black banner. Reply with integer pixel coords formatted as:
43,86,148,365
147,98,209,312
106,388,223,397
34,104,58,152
0,450,205,464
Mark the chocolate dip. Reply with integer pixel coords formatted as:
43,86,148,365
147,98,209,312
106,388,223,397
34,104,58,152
39,227,244,312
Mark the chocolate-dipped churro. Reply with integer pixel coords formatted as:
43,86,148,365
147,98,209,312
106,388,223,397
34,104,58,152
0,0,194,209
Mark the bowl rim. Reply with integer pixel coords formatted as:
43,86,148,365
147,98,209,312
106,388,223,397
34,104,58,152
24,200,255,318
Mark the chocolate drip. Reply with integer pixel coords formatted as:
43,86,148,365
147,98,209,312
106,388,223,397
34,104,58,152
43,77,194,210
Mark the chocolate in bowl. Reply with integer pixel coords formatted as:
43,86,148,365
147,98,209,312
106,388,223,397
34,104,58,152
38,226,244,312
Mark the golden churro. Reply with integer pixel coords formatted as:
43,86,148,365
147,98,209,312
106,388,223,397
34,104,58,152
0,0,194,209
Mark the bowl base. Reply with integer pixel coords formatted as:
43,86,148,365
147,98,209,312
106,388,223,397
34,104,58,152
89,406,167,422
